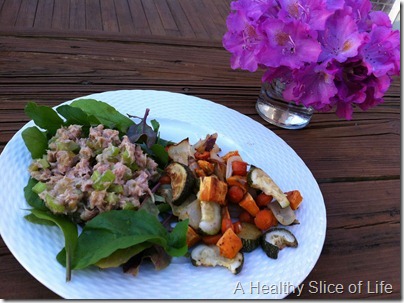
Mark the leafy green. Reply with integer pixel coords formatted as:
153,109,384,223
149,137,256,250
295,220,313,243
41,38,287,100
95,242,152,269
24,102,64,136
57,210,188,270
70,99,134,133
56,104,100,127
127,109,157,148
24,213,56,226
21,127,48,159
24,178,47,210
151,143,169,166
29,209,78,282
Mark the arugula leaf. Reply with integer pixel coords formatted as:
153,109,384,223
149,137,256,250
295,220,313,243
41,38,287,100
24,102,64,136
70,99,134,133
29,209,78,282
57,210,188,270
21,126,48,159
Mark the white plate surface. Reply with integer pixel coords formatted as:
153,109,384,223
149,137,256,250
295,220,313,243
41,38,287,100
0,90,326,299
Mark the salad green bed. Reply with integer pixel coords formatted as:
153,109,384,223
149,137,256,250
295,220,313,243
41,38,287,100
22,99,188,281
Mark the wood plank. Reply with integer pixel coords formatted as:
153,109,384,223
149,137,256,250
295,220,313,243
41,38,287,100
34,0,54,28
287,179,401,299
166,0,196,38
190,0,222,40
113,0,135,33
0,0,22,26
100,0,119,32
52,0,70,30
127,0,151,35
141,0,166,36
85,0,103,30
201,0,228,36
154,0,180,36
178,0,210,39
15,0,38,27
69,0,86,30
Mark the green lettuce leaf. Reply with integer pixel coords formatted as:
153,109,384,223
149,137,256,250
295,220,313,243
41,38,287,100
29,209,78,282
21,126,48,159
24,102,64,136
70,99,134,133
57,210,188,270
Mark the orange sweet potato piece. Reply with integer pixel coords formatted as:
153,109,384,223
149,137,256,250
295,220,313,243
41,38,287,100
216,228,243,259
199,176,228,205
286,190,303,210
239,192,260,217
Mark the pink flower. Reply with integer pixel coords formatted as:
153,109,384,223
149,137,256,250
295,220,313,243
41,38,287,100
318,9,364,63
222,0,401,120
258,19,321,69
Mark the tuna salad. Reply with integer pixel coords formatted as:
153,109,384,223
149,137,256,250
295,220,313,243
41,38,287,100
29,124,159,223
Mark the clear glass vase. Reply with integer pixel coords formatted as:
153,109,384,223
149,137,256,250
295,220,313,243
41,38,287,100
256,79,314,129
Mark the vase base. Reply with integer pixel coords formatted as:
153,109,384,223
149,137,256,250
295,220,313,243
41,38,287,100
256,99,313,130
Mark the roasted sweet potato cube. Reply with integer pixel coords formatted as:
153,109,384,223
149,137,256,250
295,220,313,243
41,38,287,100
199,176,228,205
216,228,243,259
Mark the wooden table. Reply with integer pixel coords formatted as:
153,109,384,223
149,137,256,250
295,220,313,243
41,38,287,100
0,0,400,299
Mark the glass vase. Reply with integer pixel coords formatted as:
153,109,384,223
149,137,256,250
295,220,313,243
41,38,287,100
256,79,314,129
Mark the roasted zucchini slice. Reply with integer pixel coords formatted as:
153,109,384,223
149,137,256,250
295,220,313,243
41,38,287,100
165,162,195,205
261,227,298,259
198,201,222,235
191,244,244,274
247,166,290,208
238,222,262,253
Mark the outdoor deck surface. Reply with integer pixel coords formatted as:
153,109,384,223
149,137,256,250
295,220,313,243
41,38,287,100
0,0,231,41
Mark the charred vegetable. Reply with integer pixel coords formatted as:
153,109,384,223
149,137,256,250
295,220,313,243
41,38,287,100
165,162,195,205
237,222,262,253
191,244,244,274
247,166,290,208
261,227,298,259
198,201,222,235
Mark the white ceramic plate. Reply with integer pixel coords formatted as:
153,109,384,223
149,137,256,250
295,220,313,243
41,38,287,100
0,90,326,299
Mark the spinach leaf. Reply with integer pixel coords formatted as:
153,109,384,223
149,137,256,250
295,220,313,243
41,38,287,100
70,99,134,133
151,143,169,167
95,242,152,269
24,102,64,136
24,178,47,210
24,213,56,226
30,209,78,282
21,126,48,159
57,210,188,270
56,104,100,127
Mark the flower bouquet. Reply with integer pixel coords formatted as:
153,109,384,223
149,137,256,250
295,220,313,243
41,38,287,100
223,0,400,122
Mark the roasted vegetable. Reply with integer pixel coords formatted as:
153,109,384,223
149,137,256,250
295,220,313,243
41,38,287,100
261,227,298,259
216,228,243,259
166,138,193,166
286,190,304,210
238,222,262,252
165,162,195,205
176,198,202,230
191,244,244,274
199,201,222,235
199,176,228,205
239,192,260,217
268,201,296,226
247,166,290,208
